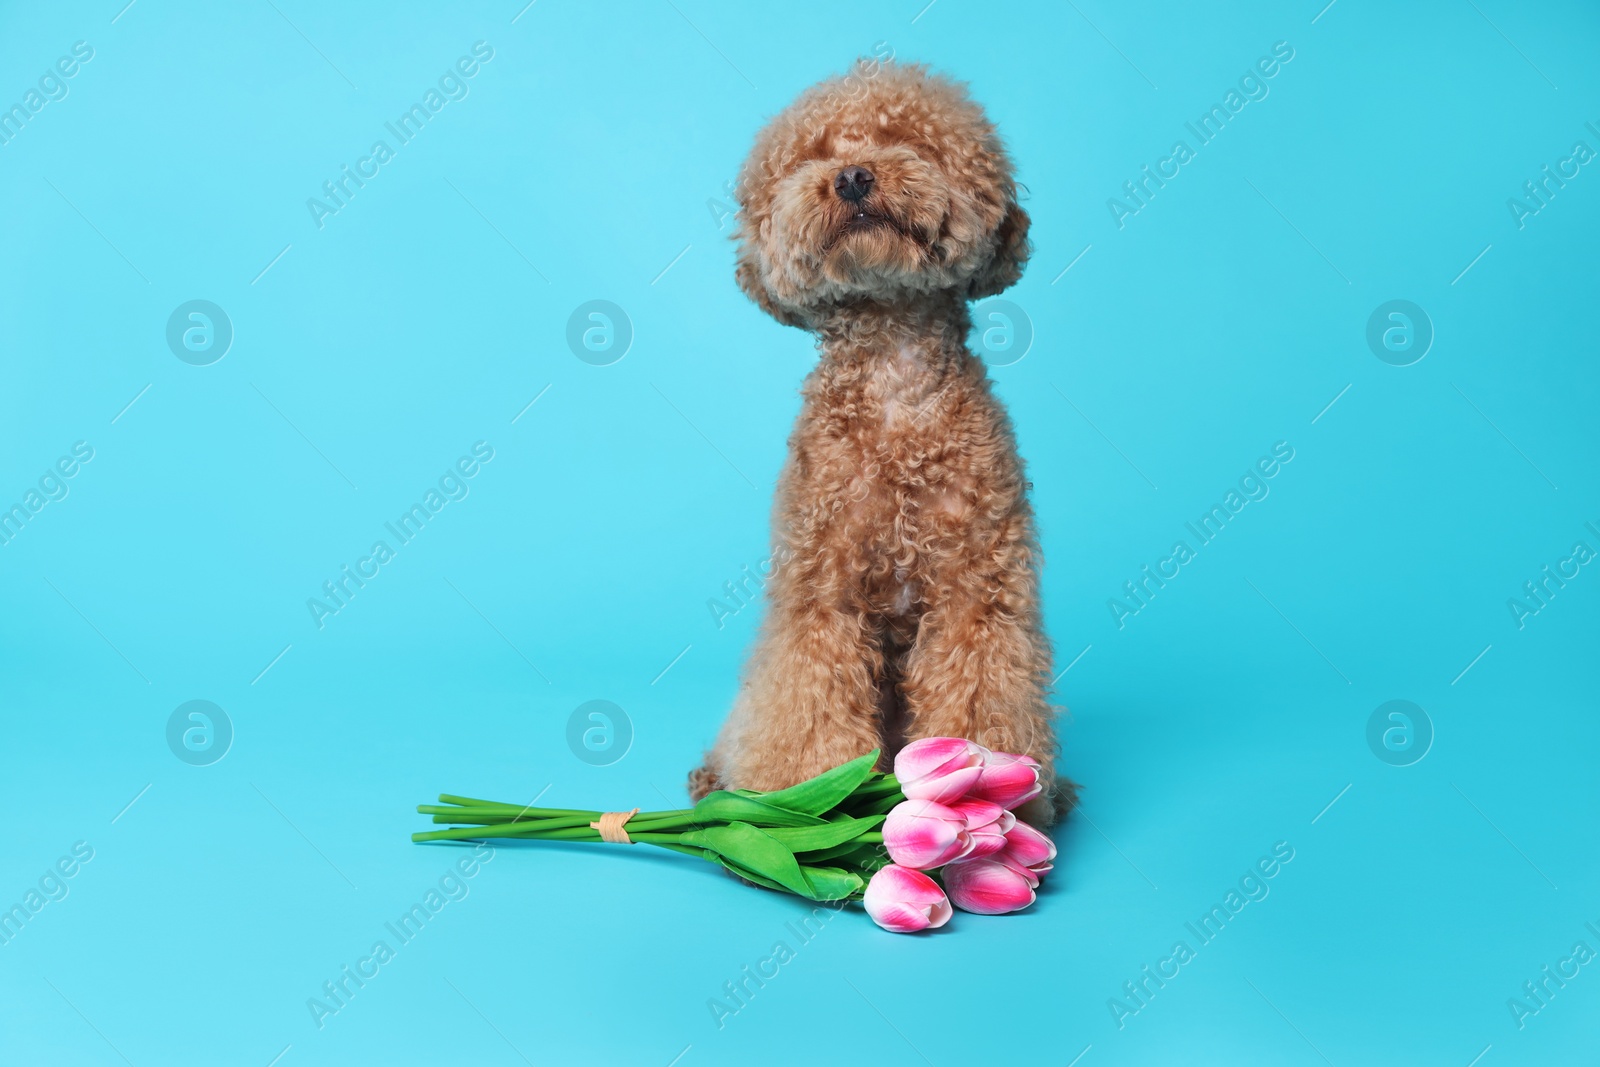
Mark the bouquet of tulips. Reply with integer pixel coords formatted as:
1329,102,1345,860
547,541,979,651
411,737,1055,932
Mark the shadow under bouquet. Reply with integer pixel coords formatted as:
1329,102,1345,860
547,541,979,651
412,737,1056,932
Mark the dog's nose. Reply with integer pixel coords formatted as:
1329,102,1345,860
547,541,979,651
834,166,875,202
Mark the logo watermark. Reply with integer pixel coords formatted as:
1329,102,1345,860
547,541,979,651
1365,700,1432,767
565,700,633,766
1507,921,1600,1030
1507,121,1599,230
306,844,495,1030
166,700,233,767
1107,41,1295,229
0,440,94,548
166,300,233,365
1108,841,1295,1029
707,900,847,1029
1108,441,1294,629
970,299,1032,367
0,41,94,148
306,42,495,230
0,841,94,948
1507,523,1597,630
1365,300,1432,366
307,442,495,630
566,300,633,365
707,545,792,631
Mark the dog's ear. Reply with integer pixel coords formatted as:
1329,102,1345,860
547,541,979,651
966,199,1031,300
736,251,811,329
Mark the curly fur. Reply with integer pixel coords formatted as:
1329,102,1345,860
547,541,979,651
691,61,1073,825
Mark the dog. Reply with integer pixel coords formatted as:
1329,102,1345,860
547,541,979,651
690,60,1070,826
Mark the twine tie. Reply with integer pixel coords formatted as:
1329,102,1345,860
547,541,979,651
590,808,640,844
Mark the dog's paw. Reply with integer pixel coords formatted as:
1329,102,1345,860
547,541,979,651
687,764,723,803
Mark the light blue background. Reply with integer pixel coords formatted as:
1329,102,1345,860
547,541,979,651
1,1,1596,1064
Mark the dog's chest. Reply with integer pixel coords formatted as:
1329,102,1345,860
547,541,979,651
819,344,980,617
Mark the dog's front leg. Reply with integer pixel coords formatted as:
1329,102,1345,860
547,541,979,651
899,530,1067,825
704,587,886,796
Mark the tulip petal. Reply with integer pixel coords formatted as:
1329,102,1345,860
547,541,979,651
948,798,1006,829
883,799,976,869
864,865,953,932
895,737,986,778
969,752,1043,809
965,828,1008,859
995,854,1044,887
950,800,1011,859
942,858,1038,915
895,737,987,804
1001,821,1058,870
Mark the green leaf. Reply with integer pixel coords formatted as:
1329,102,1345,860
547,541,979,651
795,840,882,864
685,825,872,901
841,791,905,818
798,865,864,901
752,750,882,817
806,840,890,867
691,791,826,827
680,823,812,897
760,815,884,853
714,858,791,894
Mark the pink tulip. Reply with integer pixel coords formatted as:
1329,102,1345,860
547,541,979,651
894,737,988,804
969,751,1043,810
883,799,974,869
1000,820,1056,875
941,856,1039,915
949,798,1016,859
864,864,953,933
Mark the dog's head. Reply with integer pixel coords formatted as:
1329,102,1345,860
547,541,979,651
733,60,1030,329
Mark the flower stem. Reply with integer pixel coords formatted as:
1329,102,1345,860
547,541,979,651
411,823,697,845
419,805,701,836
437,795,602,816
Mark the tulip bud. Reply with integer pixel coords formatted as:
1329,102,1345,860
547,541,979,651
863,864,954,933
1000,820,1057,875
969,751,1043,810
949,798,1016,859
883,799,975,869
894,737,988,804
941,857,1039,915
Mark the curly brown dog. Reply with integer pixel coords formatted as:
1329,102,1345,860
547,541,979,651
690,60,1071,826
